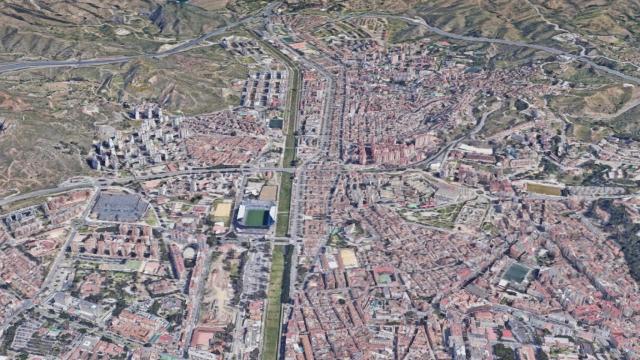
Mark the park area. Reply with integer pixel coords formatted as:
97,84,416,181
525,182,564,196
262,245,290,360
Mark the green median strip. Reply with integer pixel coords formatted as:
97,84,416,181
247,30,299,359
276,174,293,237
248,30,301,238
262,245,289,360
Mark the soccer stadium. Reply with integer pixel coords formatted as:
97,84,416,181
234,200,276,233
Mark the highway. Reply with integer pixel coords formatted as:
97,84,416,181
269,27,337,157
0,57,132,74
110,166,296,184
0,183,94,208
0,162,404,211
260,9,344,315
0,166,295,208
0,2,280,75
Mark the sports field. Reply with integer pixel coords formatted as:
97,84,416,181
526,183,563,196
503,263,530,283
245,209,268,227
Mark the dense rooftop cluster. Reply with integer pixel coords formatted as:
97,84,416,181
2,2,640,360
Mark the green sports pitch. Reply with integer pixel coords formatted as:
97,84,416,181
244,209,269,227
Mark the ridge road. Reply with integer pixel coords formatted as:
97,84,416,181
4,4,638,86
0,2,280,74
350,14,640,85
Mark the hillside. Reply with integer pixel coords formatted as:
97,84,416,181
0,0,234,61
0,0,257,196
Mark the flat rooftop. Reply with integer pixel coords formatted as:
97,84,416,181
92,192,149,222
